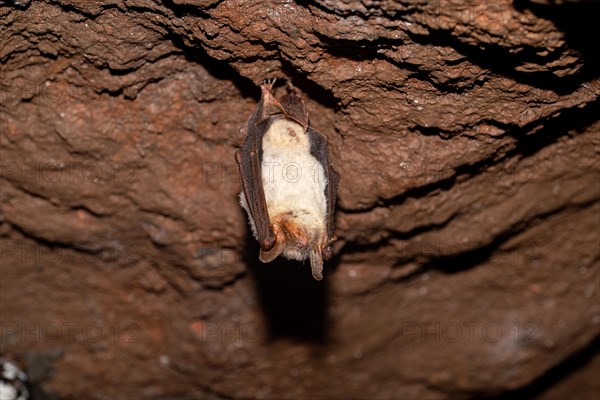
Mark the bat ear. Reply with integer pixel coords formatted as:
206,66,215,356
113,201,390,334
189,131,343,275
309,248,324,281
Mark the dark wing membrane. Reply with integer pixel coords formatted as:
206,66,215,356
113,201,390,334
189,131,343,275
307,127,340,246
235,119,276,251
327,167,340,243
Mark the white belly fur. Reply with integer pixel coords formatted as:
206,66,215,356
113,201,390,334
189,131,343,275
261,119,327,255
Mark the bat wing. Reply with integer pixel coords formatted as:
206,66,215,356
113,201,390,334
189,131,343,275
235,116,276,252
235,130,275,250
307,127,340,260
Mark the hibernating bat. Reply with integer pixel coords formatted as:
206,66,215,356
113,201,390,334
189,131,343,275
235,81,340,280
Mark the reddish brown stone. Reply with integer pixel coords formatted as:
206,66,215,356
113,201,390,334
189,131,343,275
0,0,598,399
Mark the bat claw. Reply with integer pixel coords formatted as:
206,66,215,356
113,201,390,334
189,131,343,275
263,78,277,89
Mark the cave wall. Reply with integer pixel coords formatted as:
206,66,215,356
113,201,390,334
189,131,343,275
1,0,599,399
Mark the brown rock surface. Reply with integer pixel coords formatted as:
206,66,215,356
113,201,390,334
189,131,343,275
1,0,598,399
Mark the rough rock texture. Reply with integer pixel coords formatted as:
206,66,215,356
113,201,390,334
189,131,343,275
1,0,599,399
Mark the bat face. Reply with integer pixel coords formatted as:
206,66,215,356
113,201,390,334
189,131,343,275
235,82,340,280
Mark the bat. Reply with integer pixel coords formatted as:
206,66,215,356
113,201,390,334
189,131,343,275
235,81,340,280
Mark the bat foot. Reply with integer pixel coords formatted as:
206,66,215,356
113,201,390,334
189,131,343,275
263,78,277,89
